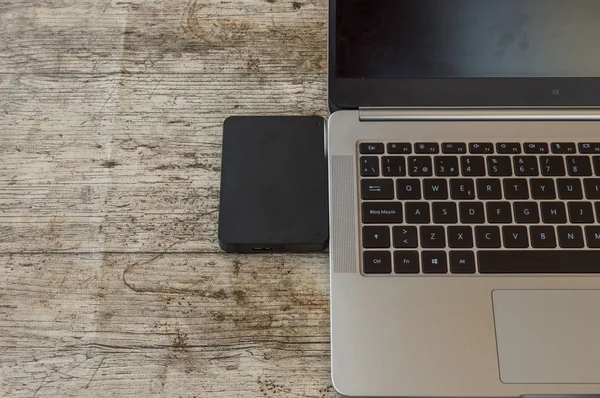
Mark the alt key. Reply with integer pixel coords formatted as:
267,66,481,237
449,251,476,274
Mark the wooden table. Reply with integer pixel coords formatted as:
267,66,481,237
1,1,333,396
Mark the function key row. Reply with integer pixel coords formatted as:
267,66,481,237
361,155,600,177
359,142,600,155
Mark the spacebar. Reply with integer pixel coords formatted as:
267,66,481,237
478,251,600,273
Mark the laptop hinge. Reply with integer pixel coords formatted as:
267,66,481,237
359,107,600,121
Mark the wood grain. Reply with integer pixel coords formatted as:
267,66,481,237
0,0,334,396
1,0,327,75
0,73,326,253
1,252,332,397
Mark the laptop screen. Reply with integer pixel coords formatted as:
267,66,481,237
336,0,600,79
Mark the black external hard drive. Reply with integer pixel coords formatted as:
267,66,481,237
218,116,328,253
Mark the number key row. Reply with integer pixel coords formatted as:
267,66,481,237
361,155,600,177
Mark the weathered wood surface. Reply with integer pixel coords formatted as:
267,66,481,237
0,1,334,396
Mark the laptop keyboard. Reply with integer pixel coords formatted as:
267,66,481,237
359,141,600,275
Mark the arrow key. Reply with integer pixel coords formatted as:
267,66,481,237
362,226,390,248
392,226,418,248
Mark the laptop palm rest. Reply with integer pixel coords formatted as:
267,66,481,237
492,289,600,384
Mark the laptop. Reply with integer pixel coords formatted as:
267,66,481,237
327,0,600,396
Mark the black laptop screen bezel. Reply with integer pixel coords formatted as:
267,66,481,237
328,0,600,111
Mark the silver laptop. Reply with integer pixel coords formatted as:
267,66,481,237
327,1,600,396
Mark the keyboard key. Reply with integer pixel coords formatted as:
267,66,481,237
540,156,566,176
585,226,600,248
478,250,600,273
496,143,521,154
530,178,556,199
461,156,486,176
405,202,431,224
448,226,474,248
487,156,512,177
420,226,446,248
362,226,391,248
449,251,476,274
423,179,448,200
408,156,433,176
442,143,467,154
558,226,584,248
568,202,594,223
362,202,403,224
361,179,394,200
540,202,567,224
421,251,448,274
551,142,576,154
387,143,411,154
414,143,439,154
524,143,549,154
397,179,421,200
593,156,600,175
557,178,583,199
460,202,485,224
514,156,539,176
584,178,600,199
393,226,418,248
450,179,475,200
477,178,502,200
566,156,592,176
578,143,600,154
381,156,406,176
504,179,529,199
513,202,540,223
360,156,380,177
360,143,384,154
486,202,512,224
502,226,529,248
363,251,392,274
434,156,459,176
469,143,494,154
475,226,501,248
530,226,557,248
394,251,420,273
432,202,458,224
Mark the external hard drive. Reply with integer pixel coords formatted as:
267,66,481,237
218,116,328,253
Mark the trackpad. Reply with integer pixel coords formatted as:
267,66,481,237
493,290,600,384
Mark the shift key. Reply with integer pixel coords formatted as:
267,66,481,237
362,202,403,223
